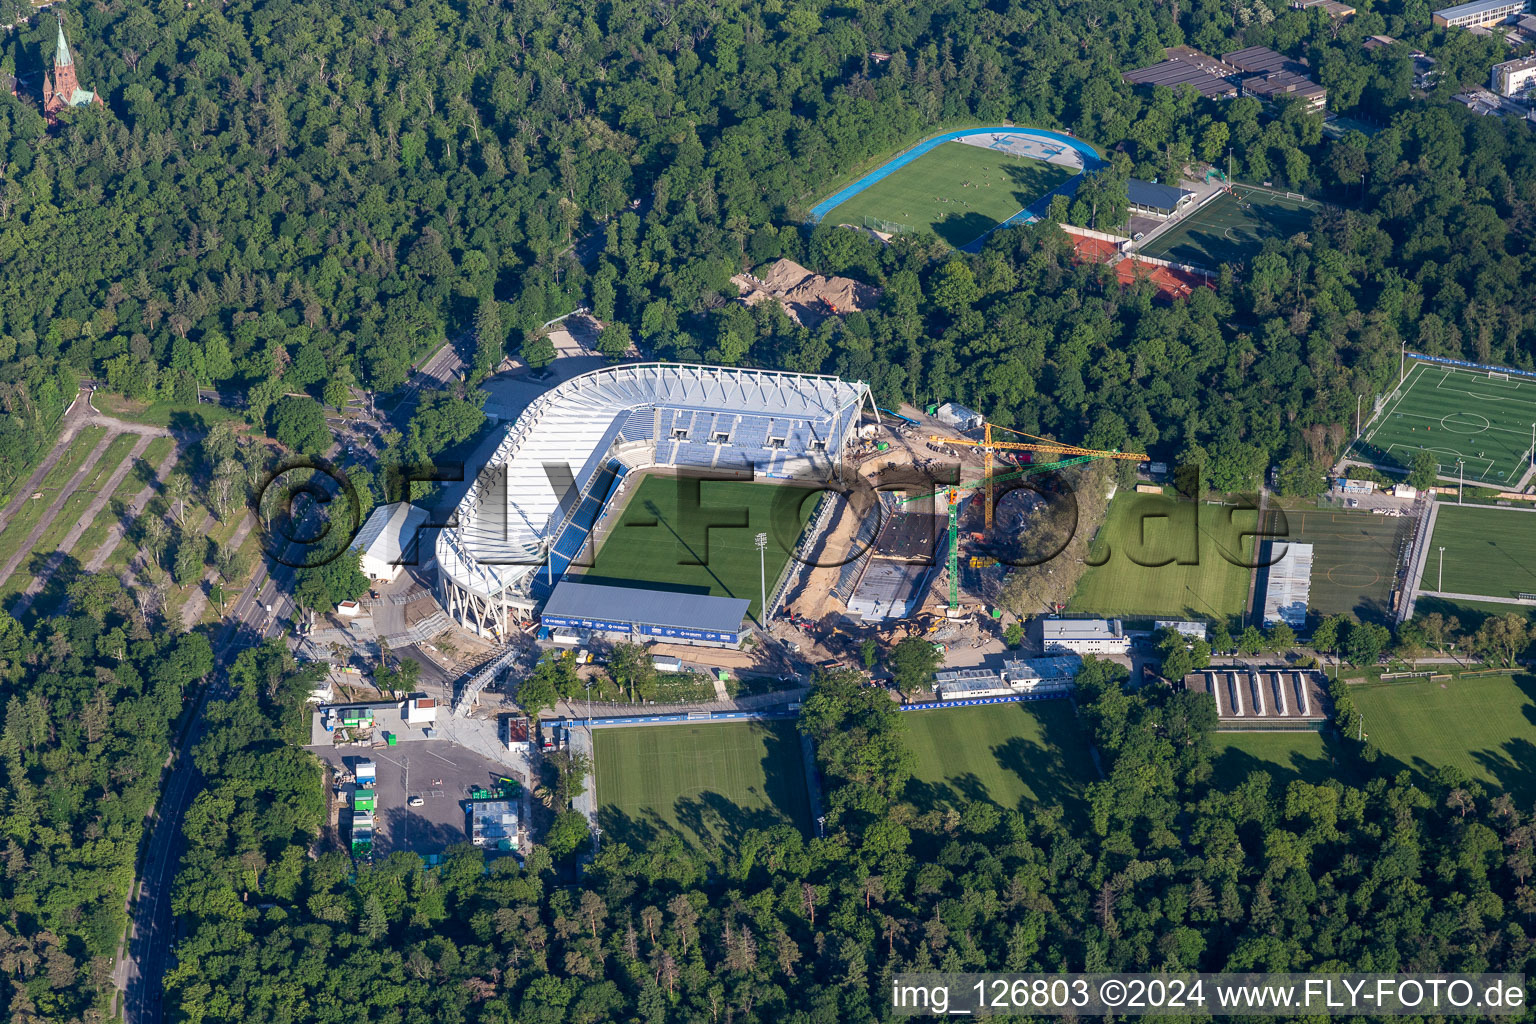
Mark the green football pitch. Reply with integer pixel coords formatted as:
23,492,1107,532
593,721,812,849
1066,494,1256,625
580,474,817,623
1352,674,1536,802
1352,361,1536,486
1261,505,1405,624
820,142,1072,248
1137,185,1320,269
1420,505,1536,599
1210,731,1337,790
903,700,1095,813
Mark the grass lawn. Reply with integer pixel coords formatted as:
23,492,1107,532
93,391,245,431
1419,505,1536,599
1352,674,1536,802
903,700,1095,813
0,426,109,579
1210,731,1338,790
821,142,1072,248
1067,493,1256,626
1351,362,1536,486
1138,185,1319,270
581,474,817,624
594,720,811,850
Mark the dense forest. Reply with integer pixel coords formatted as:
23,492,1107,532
0,0,1532,494
2,0,1536,1018
133,655,1536,1023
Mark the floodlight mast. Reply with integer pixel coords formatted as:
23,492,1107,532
755,532,768,626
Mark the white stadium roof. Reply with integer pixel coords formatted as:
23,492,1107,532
436,363,871,609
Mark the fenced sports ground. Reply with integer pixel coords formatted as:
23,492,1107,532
902,700,1094,814
1136,185,1320,270
811,126,1101,250
1418,504,1536,599
1260,506,1407,624
821,142,1072,248
593,720,813,851
1351,361,1536,486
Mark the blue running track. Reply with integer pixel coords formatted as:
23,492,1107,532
808,126,1105,249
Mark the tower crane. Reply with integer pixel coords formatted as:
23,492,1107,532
899,454,1104,611
930,422,1147,527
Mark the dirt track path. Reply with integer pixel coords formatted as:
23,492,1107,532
0,429,119,591
82,443,183,574
0,392,97,540
10,434,157,616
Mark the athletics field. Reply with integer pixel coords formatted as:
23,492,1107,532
819,141,1074,248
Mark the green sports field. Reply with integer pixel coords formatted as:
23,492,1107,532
1352,361,1536,486
903,700,1095,813
1067,494,1257,625
1352,674,1536,801
1419,505,1536,599
821,142,1072,248
1261,505,1406,624
581,474,816,623
1137,185,1320,269
1211,731,1337,790
593,720,812,850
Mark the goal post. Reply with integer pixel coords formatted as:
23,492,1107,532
1489,370,1511,380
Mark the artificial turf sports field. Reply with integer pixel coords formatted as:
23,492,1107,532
579,474,816,623
1352,674,1536,802
902,700,1096,813
1137,185,1320,269
1351,361,1536,486
1066,493,1256,624
1418,504,1536,599
820,142,1073,248
593,721,812,849
1259,505,1406,623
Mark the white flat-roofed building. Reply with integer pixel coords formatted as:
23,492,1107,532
1261,542,1313,628
1155,619,1209,640
1434,0,1530,27
352,502,430,583
1002,655,1083,689
1041,618,1129,655
1493,55,1536,95
934,668,1014,700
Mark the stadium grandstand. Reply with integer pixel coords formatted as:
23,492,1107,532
435,364,874,638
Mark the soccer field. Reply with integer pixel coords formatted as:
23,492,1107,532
594,720,812,850
1211,731,1336,790
903,700,1095,813
1138,185,1320,270
581,474,817,622
820,142,1073,248
1262,506,1406,624
1420,505,1536,599
1067,494,1256,625
1353,674,1536,802
1353,361,1536,486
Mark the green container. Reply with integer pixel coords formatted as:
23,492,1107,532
385,733,398,746
876,442,889,452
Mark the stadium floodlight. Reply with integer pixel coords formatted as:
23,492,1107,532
755,532,768,626
1438,546,1445,593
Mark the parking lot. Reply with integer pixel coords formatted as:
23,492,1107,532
311,739,522,857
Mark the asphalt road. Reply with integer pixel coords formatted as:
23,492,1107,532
121,528,301,1024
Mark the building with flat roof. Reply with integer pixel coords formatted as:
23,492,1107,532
1041,618,1129,655
1002,654,1083,687
1261,542,1313,627
468,799,519,849
1122,47,1240,99
1155,619,1209,639
1127,179,1195,218
540,579,750,645
1434,0,1531,28
1292,0,1357,16
352,502,429,583
1493,54,1536,95
1223,47,1327,109
933,668,1015,700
